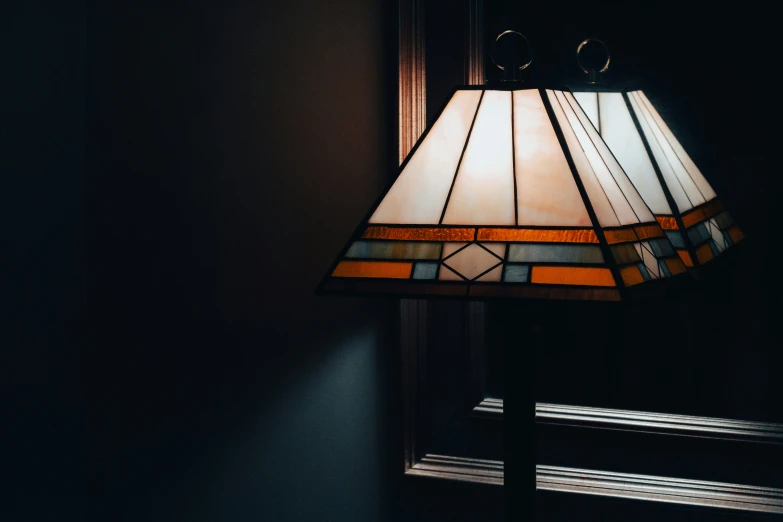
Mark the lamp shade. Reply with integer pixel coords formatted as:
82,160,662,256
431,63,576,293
572,90,743,268
319,87,687,301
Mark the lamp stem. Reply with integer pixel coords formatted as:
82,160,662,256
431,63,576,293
505,300,536,520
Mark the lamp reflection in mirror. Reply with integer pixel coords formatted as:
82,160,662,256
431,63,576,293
319,87,687,301
572,90,743,268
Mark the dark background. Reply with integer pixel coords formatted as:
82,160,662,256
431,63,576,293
3,1,780,521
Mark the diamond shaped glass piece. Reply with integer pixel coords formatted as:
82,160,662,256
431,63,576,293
635,242,660,278
442,243,502,280
706,219,727,253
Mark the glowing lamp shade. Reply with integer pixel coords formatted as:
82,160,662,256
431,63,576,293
319,87,687,301
573,90,743,268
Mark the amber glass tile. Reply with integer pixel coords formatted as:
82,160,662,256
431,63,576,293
604,228,638,245
656,216,679,230
362,226,474,241
695,243,715,264
476,228,598,243
634,224,665,240
332,260,413,279
620,265,645,287
727,225,744,244
681,208,706,228
665,257,687,275
531,266,616,287
677,249,694,267
682,199,725,228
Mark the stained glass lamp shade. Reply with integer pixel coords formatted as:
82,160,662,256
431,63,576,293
319,87,687,301
572,90,744,268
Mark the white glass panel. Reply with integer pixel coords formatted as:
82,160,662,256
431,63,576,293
629,91,705,210
626,92,692,212
546,90,620,227
636,91,716,201
513,90,592,227
598,93,671,215
370,90,482,224
561,91,654,224
442,90,516,225
573,92,599,130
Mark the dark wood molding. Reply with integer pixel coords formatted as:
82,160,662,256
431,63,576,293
401,298,428,471
398,0,425,165
536,403,783,444
408,454,503,485
537,465,783,514
464,0,484,86
465,301,487,411
473,397,503,417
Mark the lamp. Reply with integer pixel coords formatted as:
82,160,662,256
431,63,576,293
571,39,744,269
318,36,688,302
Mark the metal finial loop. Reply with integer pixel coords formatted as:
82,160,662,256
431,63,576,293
491,30,533,71
576,38,611,74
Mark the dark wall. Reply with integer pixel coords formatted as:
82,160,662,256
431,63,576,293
87,3,399,521
2,2,86,521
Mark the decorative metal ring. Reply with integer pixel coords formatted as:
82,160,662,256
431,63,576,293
576,38,610,74
491,30,533,71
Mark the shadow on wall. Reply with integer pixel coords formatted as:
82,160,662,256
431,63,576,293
85,2,400,522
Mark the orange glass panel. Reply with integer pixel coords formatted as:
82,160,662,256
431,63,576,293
620,265,645,287
332,260,413,279
362,226,474,242
681,201,723,229
665,257,687,275
603,228,638,245
727,225,744,244
476,228,598,243
634,224,665,241
681,208,706,228
677,249,694,267
531,266,616,287
695,243,714,265
656,216,679,230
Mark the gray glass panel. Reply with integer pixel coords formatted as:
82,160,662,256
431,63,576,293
503,264,530,282
687,223,710,246
412,262,439,280
508,244,604,264
665,230,686,249
346,241,441,260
